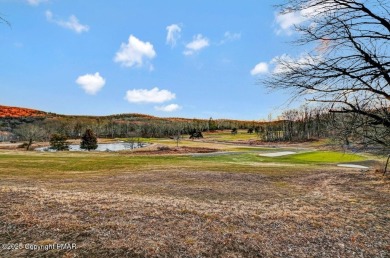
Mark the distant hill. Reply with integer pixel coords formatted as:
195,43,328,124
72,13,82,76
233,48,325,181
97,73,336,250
0,104,265,139
0,104,261,124
0,105,47,118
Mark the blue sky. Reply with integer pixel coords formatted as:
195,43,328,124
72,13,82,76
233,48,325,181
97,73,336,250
0,0,306,120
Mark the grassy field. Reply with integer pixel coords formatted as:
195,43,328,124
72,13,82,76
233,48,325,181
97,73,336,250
0,143,389,257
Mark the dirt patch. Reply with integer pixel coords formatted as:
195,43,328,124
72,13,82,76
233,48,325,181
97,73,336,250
0,143,20,150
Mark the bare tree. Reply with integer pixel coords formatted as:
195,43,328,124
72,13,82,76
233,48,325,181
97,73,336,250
264,0,390,147
15,124,45,150
173,130,181,147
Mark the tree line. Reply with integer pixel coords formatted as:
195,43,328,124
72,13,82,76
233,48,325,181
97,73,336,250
0,114,264,144
2,105,388,152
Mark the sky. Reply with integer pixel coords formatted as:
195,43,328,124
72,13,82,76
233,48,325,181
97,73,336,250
0,0,308,120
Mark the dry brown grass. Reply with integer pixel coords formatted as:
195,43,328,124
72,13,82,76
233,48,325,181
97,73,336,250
0,161,389,257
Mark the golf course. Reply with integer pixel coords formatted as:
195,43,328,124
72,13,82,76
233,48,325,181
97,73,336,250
2,0,390,256
1,131,389,257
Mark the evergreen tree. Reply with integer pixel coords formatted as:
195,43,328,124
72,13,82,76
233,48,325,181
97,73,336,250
80,129,98,151
49,134,69,151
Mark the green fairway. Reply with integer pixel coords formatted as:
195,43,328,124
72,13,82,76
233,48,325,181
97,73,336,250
258,151,366,164
193,150,366,165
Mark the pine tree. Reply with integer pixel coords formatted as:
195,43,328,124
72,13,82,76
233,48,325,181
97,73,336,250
80,129,98,151
49,134,69,151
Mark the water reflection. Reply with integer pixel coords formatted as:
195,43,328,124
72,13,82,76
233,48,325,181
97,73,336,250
36,142,147,152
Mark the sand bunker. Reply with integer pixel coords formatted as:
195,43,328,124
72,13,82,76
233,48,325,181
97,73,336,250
258,151,296,157
337,164,369,169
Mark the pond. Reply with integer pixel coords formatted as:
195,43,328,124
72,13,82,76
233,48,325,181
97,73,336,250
35,142,148,152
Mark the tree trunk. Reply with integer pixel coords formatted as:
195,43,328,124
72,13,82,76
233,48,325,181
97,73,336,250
384,154,390,176
26,138,33,151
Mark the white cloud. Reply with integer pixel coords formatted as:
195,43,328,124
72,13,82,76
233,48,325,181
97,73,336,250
46,10,89,34
274,11,307,35
27,0,48,5
220,31,241,44
250,62,269,75
125,87,175,103
155,104,181,112
250,53,321,76
183,34,209,56
76,72,106,95
166,24,181,47
114,35,156,69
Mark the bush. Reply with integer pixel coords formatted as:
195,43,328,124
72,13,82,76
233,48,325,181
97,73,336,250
157,146,170,151
17,142,29,149
189,131,203,139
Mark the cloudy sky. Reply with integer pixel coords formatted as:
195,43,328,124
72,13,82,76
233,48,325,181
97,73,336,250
0,0,307,119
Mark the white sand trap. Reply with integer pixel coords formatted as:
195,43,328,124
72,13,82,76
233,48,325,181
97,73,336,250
337,164,369,169
259,151,296,157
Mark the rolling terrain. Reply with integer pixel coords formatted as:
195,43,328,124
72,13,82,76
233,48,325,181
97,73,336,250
0,130,389,257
